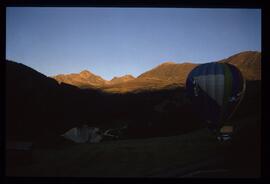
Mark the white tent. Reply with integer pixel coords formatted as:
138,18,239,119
61,125,103,143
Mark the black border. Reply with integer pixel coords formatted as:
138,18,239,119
2,0,263,8
1,0,265,184
0,3,6,184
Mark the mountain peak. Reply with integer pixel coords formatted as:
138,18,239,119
79,70,93,78
52,69,106,88
160,61,176,65
109,74,135,85
80,70,90,73
123,74,135,78
80,70,91,74
111,74,134,80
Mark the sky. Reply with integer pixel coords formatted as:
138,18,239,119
6,8,261,80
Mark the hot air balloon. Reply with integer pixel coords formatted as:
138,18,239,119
185,62,246,141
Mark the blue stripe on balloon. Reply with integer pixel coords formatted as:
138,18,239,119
199,62,224,75
215,62,224,75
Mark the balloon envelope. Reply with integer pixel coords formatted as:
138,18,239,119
185,62,245,130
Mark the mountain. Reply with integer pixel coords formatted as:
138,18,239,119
53,70,107,89
101,62,197,93
108,74,135,85
218,51,261,80
137,62,197,84
137,51,261,84
50,62,197,93
50,51,261,93
103,51,260,93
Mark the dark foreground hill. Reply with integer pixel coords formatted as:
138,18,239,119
5,60,203,144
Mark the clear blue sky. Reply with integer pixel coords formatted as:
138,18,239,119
6,7,261,80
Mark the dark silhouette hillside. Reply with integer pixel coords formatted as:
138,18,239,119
5,60,203,145
6,61,103,143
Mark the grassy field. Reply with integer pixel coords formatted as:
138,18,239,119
6,80,261,177
7,128,228,177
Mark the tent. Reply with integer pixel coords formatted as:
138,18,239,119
61,125,103,143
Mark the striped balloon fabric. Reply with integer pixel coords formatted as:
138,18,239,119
185,62,245,130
